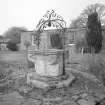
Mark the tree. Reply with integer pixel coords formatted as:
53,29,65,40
70,3,105,28
86,12,103,53
4,27,27,51
4,27,27,44
70,17,86,28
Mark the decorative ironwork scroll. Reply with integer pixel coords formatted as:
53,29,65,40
36,10,66,31
33,10,66,48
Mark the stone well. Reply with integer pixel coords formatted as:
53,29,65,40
28,49,63,77
27,45,75,89
26,10,75,89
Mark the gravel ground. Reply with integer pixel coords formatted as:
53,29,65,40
0,72,105,105
0,59,105,105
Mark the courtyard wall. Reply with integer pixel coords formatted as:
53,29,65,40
20,27,105,51
1,27,105,66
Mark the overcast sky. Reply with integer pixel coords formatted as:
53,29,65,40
0,0,105,34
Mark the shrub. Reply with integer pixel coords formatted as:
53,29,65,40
75,38,86,53
7,42,18,51
50,34,63,49
80,54,105,85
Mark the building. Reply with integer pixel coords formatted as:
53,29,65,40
0,36,10,51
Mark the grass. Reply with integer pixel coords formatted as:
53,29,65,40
79,54,105,84
68,53,105,85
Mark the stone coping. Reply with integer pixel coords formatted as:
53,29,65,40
27,71,75,89
28,49,65,55
27,72,69,82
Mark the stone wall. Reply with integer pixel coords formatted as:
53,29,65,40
20,31,33,50
20,27,105,51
